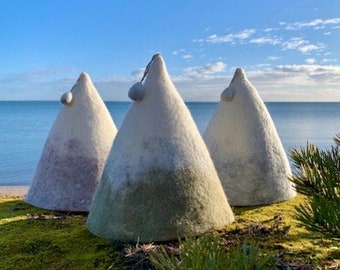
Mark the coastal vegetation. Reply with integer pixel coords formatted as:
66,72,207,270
1,137,339,269
289,138,340,238
1,193,338,269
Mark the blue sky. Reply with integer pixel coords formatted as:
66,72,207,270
0,0,339,101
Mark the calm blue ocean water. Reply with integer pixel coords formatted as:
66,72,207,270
0,101,339,186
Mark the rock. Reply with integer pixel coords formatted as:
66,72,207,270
25,72,117,212
203,68,296,206
86,55,234,242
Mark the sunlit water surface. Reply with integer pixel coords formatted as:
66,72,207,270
1,101,339,186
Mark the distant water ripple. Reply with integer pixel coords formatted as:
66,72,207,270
0,101,339,186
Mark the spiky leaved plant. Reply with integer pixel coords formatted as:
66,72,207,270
334,133,340,146
289,137,340,238
149,236,275,270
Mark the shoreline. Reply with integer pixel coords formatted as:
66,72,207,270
0,186,29,198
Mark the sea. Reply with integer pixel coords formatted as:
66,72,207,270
0,101,339,186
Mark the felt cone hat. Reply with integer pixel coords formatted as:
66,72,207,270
203,68,296,206
25,72,117,212
87,54,234,242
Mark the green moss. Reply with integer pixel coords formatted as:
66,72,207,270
1,194,339,269
225,195,339,267
0,198,123,270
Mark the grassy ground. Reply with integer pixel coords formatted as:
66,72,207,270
0,195,338,269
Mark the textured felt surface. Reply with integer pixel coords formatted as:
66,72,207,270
87,55,234,242
204,68,296,206
25,73,117,211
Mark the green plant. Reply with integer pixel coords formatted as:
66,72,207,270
289,141,340,238
149,235,274,270
227,242,274,270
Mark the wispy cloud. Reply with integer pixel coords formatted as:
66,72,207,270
305,58,316,64
182,54,193,60
250,36,281,45
183,62,226,78
172,49,186,55
192,17,338,58
0,67,78,85
267,56,281,61
273,64,340,78
281,37,324,54
322,58,337,63
206,29,256,44
174,64,340,101
130,68,145,80
282,18,340,30
1,63,339,102
204,30,325,54
0,68,79,100
248,64,340,88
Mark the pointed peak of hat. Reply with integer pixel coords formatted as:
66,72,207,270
144,54,168,81
150,53,163,64
230,68,247,84
73,72,95,90
77,72,91,83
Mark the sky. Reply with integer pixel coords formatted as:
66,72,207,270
0,0,339,102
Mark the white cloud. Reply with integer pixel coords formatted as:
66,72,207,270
206,29,256,44
130,68,145,80
2,62,339,102
255,63,272,70
284,18,340,30
300,44,323,54
0,67,78,85
272,64,340,81
282,37,324,53
198,23,329,56
264,28,277,32
267,56,281,61
322,58,337,63
182,54,193,60
282,37,307,49
173,48,186,55
238,64,340,101
192,38,204,43
0,68,80,100
250,36,281,45
174,64,340,102
305,58,316,64
183,62,226,78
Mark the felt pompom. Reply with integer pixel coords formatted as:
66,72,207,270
220,86,234,102
128,82,145,101
60,91,73,106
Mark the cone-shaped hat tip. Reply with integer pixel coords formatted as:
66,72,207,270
143,53,167,82
231,68,246,84
152,53,162,61
150,53,164,68
77,72,91,83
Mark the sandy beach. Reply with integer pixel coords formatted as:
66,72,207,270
0,186,28,198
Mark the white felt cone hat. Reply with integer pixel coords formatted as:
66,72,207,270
87,54,234,242
25,72,117,212
203,68,296,206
